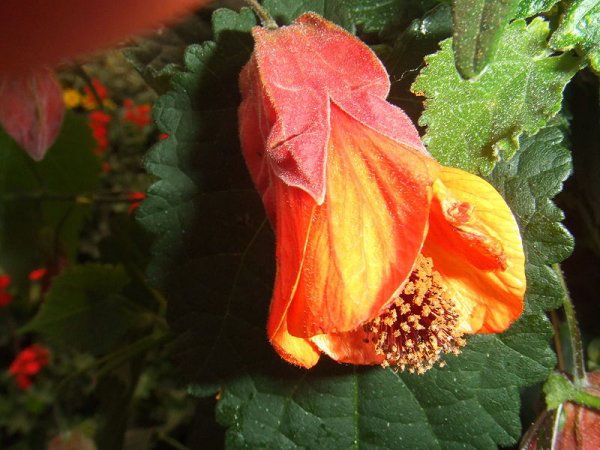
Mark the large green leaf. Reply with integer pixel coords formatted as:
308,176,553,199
549,0,600,73
140,6,574,449
412,18,580,174
0,113,100,282
23,264,139,355
451,0,519,79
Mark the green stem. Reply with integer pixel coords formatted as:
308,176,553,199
244,0,278,29
552,264,587,385
572,389,600,409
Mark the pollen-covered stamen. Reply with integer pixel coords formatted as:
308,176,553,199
363,255,466,374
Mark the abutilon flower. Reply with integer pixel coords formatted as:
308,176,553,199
238,13,526,373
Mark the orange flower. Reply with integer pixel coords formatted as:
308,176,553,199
238,14,526,372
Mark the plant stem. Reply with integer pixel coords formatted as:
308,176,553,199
553,263,587,385
550,310,565,372
244,0,278,29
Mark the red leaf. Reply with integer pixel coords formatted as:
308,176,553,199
0,68,65,160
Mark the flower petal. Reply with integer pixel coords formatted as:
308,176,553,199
269,104,434,344
311,330,383,365
249,13,426,204
423,167,526,333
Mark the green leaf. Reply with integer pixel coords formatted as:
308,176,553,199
124,14,212,94
384,3,453,123
140,7,573,449
263,0,443,34
487,125,573,313
23,264,138,355
262,0,355,30
345,0,444,34
514,0,560,18
412,18,580,174
549,0,600,73
0,113,100,282
452,0,519,79
543,372,600,409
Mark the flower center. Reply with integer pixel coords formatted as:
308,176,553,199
363,255,466,374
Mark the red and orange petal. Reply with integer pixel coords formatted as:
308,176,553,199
267,104,436,367
422,167,525,333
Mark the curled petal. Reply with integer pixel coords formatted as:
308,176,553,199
423,167,526,333
249,13,425,204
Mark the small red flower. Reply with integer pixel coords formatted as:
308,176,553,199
102,161,112,173
88,110,112,154
123,99,152,128
28,268,47,282
0,274,13,307
83,78,108,100
127,191,146,214
8,344,50,390
159,133,169,140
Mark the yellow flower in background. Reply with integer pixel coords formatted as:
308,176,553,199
62,89,81,109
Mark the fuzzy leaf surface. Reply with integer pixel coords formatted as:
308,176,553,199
140,7,572,450
514,0,560,18
412,18,580,174
452,0,519,79
549,0,600,72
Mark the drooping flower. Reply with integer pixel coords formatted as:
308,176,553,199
238,13,526,372
8,344,50,390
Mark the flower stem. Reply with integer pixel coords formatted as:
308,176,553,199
552,263,587,386
244,0,278,29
